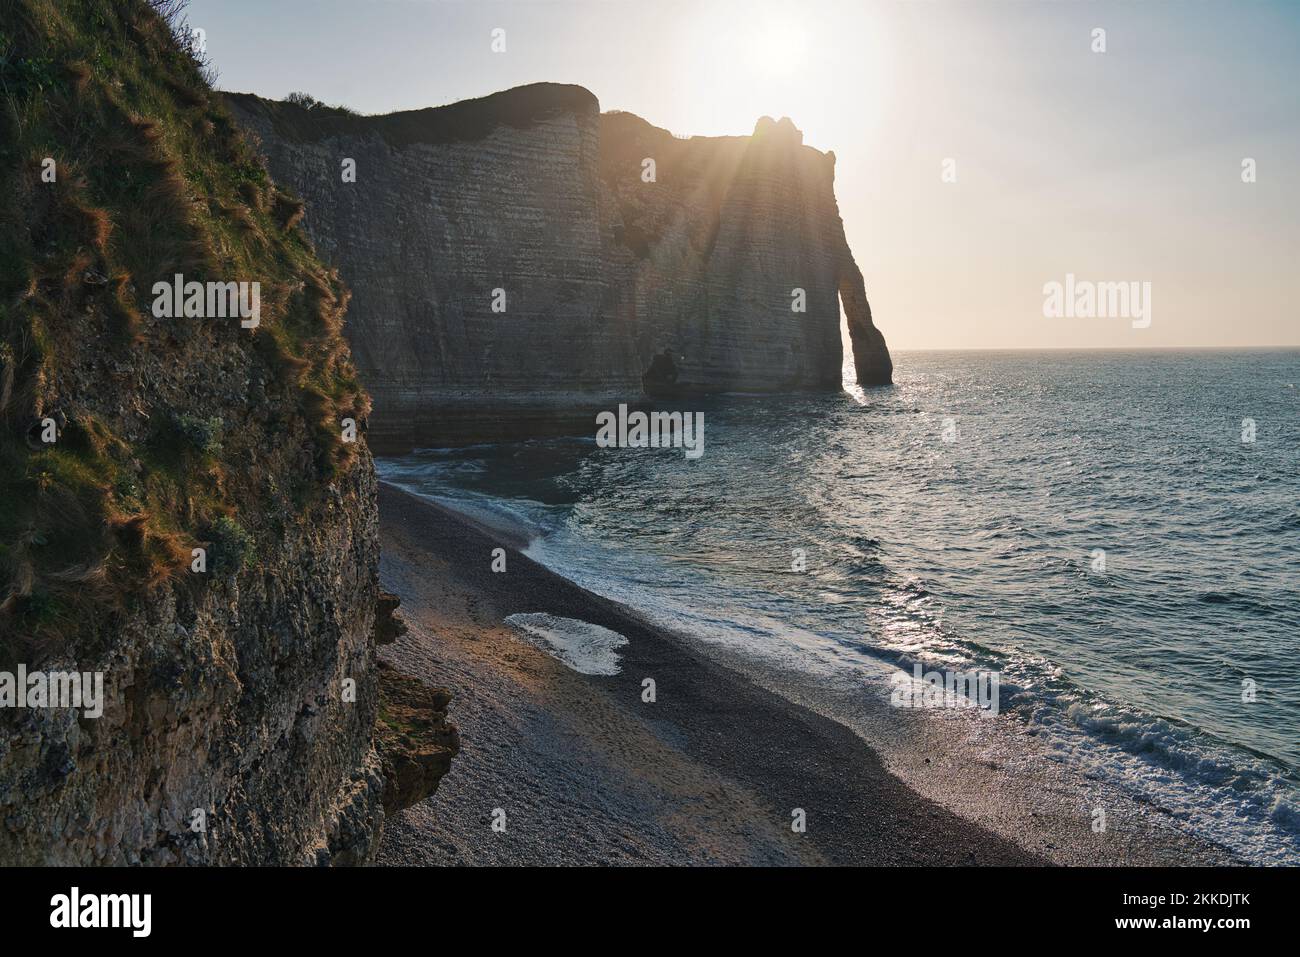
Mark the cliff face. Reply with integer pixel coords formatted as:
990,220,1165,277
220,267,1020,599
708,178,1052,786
229,86,636,449
228,85,891,451
600,112,887,394
0,0,450,864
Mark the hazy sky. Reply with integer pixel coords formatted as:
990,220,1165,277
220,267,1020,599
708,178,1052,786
189,0,1299,350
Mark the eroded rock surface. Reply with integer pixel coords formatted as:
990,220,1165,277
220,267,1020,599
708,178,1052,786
228,85,891,451
375,661,460,815
0,0,404,865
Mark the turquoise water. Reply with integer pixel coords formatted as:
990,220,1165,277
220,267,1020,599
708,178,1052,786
379,349,1300,861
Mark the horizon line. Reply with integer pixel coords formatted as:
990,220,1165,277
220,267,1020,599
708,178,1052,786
888,344,1300,353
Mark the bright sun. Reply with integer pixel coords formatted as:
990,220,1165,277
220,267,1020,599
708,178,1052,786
674,1,871,138
743,16,809,76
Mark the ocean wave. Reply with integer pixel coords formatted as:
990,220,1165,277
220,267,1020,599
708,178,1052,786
380,350,1300,862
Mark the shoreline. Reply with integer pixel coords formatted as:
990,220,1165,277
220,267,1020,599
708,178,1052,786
375,482,1236,866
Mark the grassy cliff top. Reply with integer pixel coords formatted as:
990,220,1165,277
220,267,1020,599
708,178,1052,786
226,82,600,149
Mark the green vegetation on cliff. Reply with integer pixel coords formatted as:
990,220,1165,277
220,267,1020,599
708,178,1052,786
0,0,370,656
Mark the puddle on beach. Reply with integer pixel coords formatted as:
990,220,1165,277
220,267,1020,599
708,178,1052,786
504,613,629,675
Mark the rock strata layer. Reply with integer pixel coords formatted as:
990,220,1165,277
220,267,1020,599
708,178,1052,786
228,85,892,451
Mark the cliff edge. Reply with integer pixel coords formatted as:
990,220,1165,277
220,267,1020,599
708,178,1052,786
228,84,891,451
0,0,451,864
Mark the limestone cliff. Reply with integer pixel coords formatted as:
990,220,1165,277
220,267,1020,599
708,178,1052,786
228,85,891,451
601,112,892,394
0,0,451,864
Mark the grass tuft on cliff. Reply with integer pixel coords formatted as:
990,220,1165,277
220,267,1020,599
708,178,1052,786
0,0,372,658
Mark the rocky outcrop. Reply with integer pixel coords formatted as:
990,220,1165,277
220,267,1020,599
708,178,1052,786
371,594,458,814
0,0,433,864
375,661,459,815
374,591,408,646
228,85,890,451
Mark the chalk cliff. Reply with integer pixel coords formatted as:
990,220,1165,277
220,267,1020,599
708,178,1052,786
0,0,452,864
601,111,893,393
228,84,891,451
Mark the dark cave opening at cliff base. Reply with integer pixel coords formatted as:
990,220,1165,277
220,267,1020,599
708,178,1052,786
641,349,680,399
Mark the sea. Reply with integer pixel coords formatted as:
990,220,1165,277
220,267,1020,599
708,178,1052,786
378,349,1300,863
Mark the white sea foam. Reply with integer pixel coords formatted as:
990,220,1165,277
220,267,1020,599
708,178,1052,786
522,530,1300,864
504,613,628,675
379,352,1300,869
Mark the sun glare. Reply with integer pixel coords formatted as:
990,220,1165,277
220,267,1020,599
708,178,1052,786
743,15,808,76
672,1,890,146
